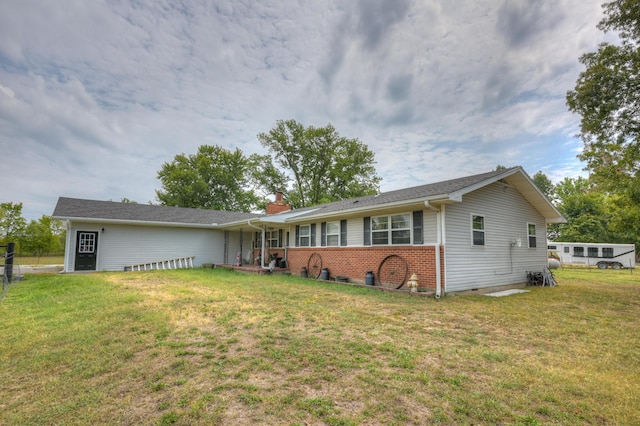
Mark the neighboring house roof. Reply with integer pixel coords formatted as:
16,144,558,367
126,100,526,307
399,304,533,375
52,166,565,228
52,197,261,228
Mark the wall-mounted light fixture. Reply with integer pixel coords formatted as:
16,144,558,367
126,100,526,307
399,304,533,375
101,228,105,233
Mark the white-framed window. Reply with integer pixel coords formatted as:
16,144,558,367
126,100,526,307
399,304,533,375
78,232,96,253
471,214,485,246
267,230,279,248
299,225,310,247
371,213,411,245
326,221,340,246
574,247,584,257
603,247,614,258
588,247,599,257
527,223,537,248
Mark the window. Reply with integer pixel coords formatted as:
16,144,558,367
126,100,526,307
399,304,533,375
603,248,613,258
371,213,411,245
391,214,411,244
78,232,96,253
472,215,485,246
299,225,310,247
267,230,280,249
527,223,537,248
588,247,599,257
372,216,389,245
574,247,584,257
326,222,340,246
564,247,570,254
548,245,557,250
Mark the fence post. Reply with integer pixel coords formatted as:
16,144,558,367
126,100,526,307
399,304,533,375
4,242,15,284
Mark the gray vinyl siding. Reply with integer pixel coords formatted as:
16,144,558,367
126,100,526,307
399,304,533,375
66,222,224,271
346,218,361,246
444,182,547,292
423,211,438,244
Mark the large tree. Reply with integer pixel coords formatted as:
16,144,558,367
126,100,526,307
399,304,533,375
531,170,555,201
257,119,381,208
566,0,640,194
156,145,269,212
553,177,613,242
566,0,640,247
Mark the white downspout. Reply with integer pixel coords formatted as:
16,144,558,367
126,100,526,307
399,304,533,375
425,200,443,299
440,205,447,296
247,219,266,269
435,210,442,299
64,219,72,273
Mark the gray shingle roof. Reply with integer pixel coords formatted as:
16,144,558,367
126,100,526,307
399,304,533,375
285,167,519,219
52,197,261,225
53,167,559,226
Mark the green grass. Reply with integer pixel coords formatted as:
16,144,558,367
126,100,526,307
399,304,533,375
1,268,639,425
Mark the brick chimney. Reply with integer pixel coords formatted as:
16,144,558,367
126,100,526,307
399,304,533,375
266,191,292,215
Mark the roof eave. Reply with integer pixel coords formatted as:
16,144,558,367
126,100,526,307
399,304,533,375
52,216,221,229
282,195,452,223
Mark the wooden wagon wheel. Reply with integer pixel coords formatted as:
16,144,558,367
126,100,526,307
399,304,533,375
377,254,408,290
307,253,323,279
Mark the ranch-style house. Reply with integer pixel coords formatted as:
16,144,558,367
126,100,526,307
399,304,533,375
52,166,565,295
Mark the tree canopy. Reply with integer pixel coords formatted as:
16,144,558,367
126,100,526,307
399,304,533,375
566,0,640,248
156,120,381,212
566,0,640,195
531,171,555,200
156,145,271,212
0,203,64,257
257,119,381,208
0,202,26,243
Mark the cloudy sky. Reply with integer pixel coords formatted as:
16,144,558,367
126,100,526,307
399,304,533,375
1,0,610,220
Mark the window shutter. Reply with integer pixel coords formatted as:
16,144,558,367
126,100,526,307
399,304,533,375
278,229,283,248
340,219,347,246
364,217,371,246
310,224,316,247
321,222,327,247
413,211,423,245
295,225,300,247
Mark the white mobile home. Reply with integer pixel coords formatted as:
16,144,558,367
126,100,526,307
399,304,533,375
548,242,636,269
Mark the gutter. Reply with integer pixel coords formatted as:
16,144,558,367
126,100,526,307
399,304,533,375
285,195,453,223
52,216,221,229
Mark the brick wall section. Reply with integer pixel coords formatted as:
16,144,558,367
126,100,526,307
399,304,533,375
287,246,445,291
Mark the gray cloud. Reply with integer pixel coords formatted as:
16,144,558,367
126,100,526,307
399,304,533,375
386,73,413,102
356,0,411,50
496,0,565,48
0,0,606,220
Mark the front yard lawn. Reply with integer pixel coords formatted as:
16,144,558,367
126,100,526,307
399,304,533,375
1,268,638,425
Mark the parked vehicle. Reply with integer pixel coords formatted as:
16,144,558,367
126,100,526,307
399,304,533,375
548,242,636,269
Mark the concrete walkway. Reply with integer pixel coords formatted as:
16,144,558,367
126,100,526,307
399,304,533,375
1,265,63,275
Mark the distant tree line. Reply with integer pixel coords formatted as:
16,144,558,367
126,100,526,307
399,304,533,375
0,202,65,258
529,171,637,249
